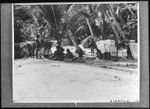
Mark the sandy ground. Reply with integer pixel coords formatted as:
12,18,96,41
13,57,139,103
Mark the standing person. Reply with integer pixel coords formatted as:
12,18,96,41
35,33,42,59
126,42,134,60
89,38,97,56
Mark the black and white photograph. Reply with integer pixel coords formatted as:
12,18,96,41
12,2,140,103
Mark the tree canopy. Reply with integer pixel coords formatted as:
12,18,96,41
14,3,138,45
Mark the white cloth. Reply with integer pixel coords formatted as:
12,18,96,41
96,39,117,54
129,43,137,59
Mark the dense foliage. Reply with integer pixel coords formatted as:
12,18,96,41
14,3,138,59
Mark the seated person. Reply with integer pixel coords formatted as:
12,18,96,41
96,48,103,59
49,46,65,61
57,43,64,52
65,49,74,61
74,48,85,63
75,48,84,58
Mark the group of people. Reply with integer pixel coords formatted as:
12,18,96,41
32,32,118,61
34,34,53,59
33,33,84,61
18,32,118,61
49,43,74,61
49,37,100,61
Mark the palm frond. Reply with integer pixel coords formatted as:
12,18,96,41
39,5,64,29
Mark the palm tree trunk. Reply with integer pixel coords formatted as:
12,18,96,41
82,5,94,39
125,4,136,18
108,4,127,42
85,18,94,38
109,19,121,44
51,5,58,29
67,29,80,50
103,8,121,61
51,5,61,45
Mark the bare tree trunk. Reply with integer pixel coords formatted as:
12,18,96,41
51,5,58,29
125,4,136,18
82,5,94,39
51,5,61,45
68,29,84,58
67,29,80,51
108,4,127,42
103,8,121,61
110,22,120,61
109,21,121,43
55,32,62,45
108,4,134,60
85,17,94,38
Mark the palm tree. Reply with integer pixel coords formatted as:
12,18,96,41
38,5,65,45
38,4,100,52
63,4,98,52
